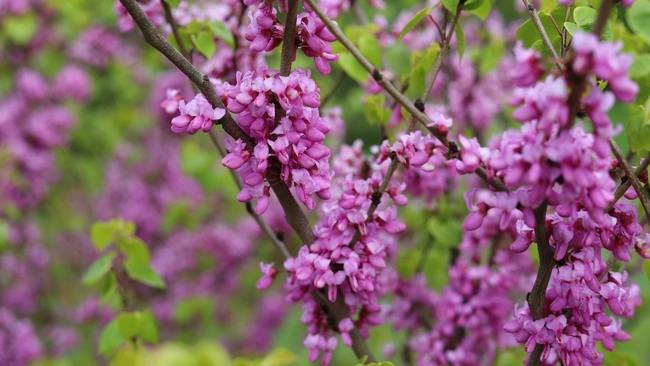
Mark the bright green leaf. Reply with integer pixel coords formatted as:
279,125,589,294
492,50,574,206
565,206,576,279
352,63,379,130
208,20,235,49
358,34,382,68
630,54,650,78
99,318,125,355
102,273,118,304
573,6,613,40
163,0,181,7
140,309,159,344
469,0,492,20
125,257,166,289
117,312,143,340
120,237,151,263
90,222,115,251
427,218,462,248
443,0,460,14
398,7,431,41
364,94,391,125
2,12,38,45
626,105,650,152
627,0,650,45
643,260,650,282
110,343,149,366
564,22,581,36
193,341,232,366
82,252,117,285
259,348,296,366
455,23,466,61
337,51,368,84
463,0,485,11
192,30,216,58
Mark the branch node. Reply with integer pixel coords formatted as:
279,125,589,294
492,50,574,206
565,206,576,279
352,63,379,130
414,98,425,112
372,68,383,81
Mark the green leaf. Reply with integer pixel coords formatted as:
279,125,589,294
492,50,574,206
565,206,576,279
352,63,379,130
0,220,9,253
427,218,462,248
125,257,166,289
192,341,232,366
468,0,492,20
117,312,143,340
463,0,485,11
99,318,125,355
442,0,460,14
2,12,38,45
364,94,391,125
455,23,466,61
601,350,641,366
627,0,650,45
102,273,118,304
409,42,440,96
140,310,159,344
337,51,368,84
120,237,151,263
630,54,650,78
643,260,650,282
208,20,235,49
516,13,557,48
90,222,115,251
110,343,148,366
164,0,181,7
192,30,216,58
82,252,117,285
358,34,382,68
398,7,431,41
573,6,613,40
259,348,296,366
563,22,581,36
626,105,650,152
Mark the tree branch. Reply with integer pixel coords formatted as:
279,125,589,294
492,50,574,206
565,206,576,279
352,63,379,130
303,0,507,193
118,0,317,247
610,139,650,221
527,201,553,366
162,1,189,61
520,0,564,70
280,0,300,76
605,151,650,212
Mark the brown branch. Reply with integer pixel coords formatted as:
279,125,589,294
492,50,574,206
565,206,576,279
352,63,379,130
527,201,553,366
280,0,300,76
207,130,292,259
124,0,375,361
610,139,650,221
319,70,345,109
520,0,564,70
605,152,650,212
162,1,189,60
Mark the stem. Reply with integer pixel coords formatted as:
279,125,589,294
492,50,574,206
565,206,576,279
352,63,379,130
162,1,189,61
527,201,553,366
520,0,564,70
280,0,300,76
320,70,345,109
605,151,650,212
207,130,292,259
610,139,650,221
561,6,570,57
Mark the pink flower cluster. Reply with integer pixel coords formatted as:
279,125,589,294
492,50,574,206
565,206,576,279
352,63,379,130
169,93,226,134
221,65,332,213
244,1,339,74
504,204,643,364
281,171,406,364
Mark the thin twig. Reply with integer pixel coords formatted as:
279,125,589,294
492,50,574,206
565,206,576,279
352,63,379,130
520,0,564,70
207,130,292,259
610,139,650,221
605,152,650,212
320,70,346,109
162,1,189,60
561,6,571,57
